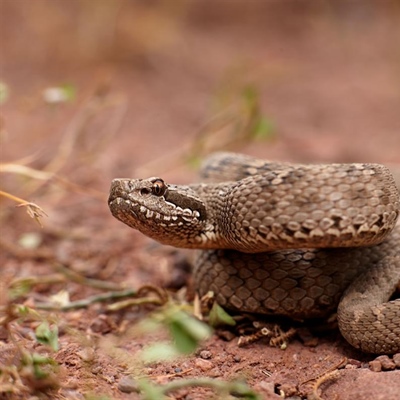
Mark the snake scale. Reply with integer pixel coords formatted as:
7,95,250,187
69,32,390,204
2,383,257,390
108,152,400,354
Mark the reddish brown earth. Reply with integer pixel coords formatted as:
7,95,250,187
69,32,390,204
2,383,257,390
1,1,400,399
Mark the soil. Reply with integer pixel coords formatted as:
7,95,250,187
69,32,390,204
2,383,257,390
1,1,400,399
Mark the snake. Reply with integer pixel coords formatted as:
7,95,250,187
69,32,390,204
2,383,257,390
108,152,400,354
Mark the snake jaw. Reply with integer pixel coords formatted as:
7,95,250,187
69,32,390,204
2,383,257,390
108,178,211,247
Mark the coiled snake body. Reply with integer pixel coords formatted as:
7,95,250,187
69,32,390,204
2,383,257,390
109,153,400,354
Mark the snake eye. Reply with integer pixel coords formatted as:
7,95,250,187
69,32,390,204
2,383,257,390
152,179,167,196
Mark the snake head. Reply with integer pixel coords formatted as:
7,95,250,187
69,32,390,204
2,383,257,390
108,177,210,248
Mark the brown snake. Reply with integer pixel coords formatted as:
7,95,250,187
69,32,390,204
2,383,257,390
108,152,400,354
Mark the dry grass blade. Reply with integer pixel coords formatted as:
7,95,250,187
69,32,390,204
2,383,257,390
34,288,138,311
0,164,53,180
0,190,48,227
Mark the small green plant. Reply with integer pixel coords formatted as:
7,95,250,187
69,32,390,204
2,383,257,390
139,304,212,361
0,302,61,395
42,84,76,104
35,321,59,352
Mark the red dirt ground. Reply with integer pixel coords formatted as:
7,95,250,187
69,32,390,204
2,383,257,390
1,1,400,399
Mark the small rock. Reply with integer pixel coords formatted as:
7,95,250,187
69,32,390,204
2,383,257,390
77,347,95,362
209,367,222,377
118,376,140,393
347,358,362,368
374,355,396,371
199,350,212,359
195,358,213,371
233,355,241,362
91,366,102,375
369,360,382,372
393,353,400,368
174,367,182,373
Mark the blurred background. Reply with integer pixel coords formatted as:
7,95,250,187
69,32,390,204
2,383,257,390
1,2,400,397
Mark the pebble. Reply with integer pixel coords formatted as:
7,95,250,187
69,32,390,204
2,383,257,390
118,376,140,393
393,353,400,368
91,366,102,375
369,355,398,372
77,348,95,362
195,358,213,371
344,364,358,369
199,350,212,359
347,358,362,368
369,360,382,372
374,355,396,371
209,367,222,377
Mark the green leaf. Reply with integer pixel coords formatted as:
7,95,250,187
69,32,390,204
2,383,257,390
141,343,179,363
35,321,59,351
32,354,54,379
139,378,166,400
209,302,236,328
16,305,41,320
252,116,274,139
21,352,58,379
169,320,199,354
230,381,261,400
173,311,212,342
167,310,212,354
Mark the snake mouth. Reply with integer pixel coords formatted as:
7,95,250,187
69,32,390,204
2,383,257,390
108,196,136,224
109,178,206,223
109,194,203,232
